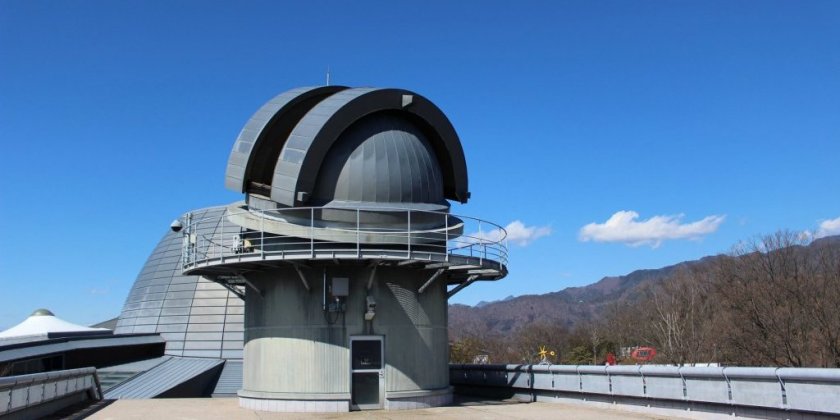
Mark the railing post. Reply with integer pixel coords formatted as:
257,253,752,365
310,207,315,258
187,212,194,266
445,213,449,262
181,215,186,268
407,210,411,259
530,365,536,402
356,208,360,258
181,220,187,269
775,367,788,408
220,212,225,263
260,210,265,259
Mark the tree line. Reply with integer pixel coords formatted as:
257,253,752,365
450,231,840,367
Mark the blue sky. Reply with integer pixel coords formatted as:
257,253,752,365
1,1,839,329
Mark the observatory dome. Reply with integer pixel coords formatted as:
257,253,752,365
102,86,508,411
312,113,446,210
224,87,471,208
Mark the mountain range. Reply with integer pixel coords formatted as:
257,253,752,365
448,235,839,340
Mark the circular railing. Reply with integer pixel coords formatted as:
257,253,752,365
180,205,508,276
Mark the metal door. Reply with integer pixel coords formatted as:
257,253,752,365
350,335,384,410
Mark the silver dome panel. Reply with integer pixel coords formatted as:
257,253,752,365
224,86,348,195
312,113,445,207
114,206,244,359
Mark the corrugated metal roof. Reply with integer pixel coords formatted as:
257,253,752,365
0,334,164,364
98,356,173,391
211,359,242,397
90,317,119,330
99,355,171,373
105,357,223,399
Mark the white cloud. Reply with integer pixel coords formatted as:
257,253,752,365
579,210,725,248
89,287,109,296
816,216,840,238
504,220,552,246
471,220,552,246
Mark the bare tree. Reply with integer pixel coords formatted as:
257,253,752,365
590,325,601,365
512,322,567,364
601,301,642,360
805,240,840,367
450,230,840,367
647,268,715,364
450,335,484,364
713,231,819,366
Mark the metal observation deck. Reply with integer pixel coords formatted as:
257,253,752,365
180,204,508,296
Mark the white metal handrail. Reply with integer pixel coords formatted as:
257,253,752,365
181,206,508,272
450,364,840,416
0,367,102,416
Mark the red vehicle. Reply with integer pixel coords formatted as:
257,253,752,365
630,347,657,362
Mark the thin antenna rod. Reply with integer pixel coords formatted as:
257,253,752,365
326,66,330,86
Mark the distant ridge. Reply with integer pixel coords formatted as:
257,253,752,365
449,235,839,339
475,295,515,308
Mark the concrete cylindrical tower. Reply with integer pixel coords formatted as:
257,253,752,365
181,86,507,412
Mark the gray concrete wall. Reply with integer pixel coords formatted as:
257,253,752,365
242,264,449,398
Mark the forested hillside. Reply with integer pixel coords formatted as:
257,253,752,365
449,233,840,367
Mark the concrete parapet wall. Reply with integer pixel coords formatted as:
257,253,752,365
451,364,840,418
237,388,454,412
384,387,453,410
238,393,350,412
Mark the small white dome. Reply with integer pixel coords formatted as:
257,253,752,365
0,309,109,343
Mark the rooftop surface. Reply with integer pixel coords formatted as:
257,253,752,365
90,397,666,419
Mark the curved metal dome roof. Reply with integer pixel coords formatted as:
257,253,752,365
312,113,445,209
114,206,244,359
31,308,55,316
224,87,469,207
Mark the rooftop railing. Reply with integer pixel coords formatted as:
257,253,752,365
451,364,840,417
0,367,102,417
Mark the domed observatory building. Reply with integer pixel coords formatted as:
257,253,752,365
181,86,507,412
